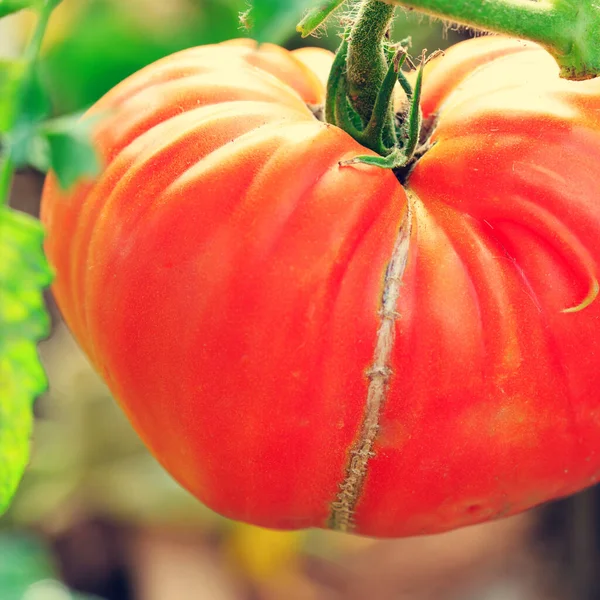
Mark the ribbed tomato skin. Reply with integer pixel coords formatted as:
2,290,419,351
40,40,406,531
353,38,600,535
41,37,600,537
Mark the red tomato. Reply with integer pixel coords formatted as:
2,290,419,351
41,37,600,537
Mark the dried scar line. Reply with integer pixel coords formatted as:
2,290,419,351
328,203,412,531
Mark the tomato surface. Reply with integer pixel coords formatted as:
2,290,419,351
41,36,600,537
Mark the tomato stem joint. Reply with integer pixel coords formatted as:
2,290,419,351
321,1,433,172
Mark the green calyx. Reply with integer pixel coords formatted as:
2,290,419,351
299,0,600,162
320,0,429,171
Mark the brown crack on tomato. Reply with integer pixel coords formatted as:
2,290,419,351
328,201,412,532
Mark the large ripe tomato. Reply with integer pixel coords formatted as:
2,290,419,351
41,36,600,537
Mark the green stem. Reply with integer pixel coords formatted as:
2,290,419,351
346,0,395,127
0,157,14,207
323,0,422,168
324,37,349,126
390,0,600,80
24,0,57,63
297,0,349,37
0,0,58,207
361,54,405,152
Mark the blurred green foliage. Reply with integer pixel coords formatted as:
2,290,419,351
1,0,102,524
0,208,51,517
0,0,38,19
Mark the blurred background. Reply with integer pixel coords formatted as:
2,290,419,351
3,1,600,598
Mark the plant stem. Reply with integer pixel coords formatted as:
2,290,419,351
0,0,58,207
0,157,14,207
297,0,349,37
25,0,57,62
392,0,559,40
346,0,395,128
390,0,600,80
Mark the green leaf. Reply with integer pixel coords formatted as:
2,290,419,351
2,75,75,175
0,206,52,516
16,68,50,126
3,125,47,172
20,130,49,173
1,62,49,164
247,0,313,43
0,0,40,18
41,115,99,189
